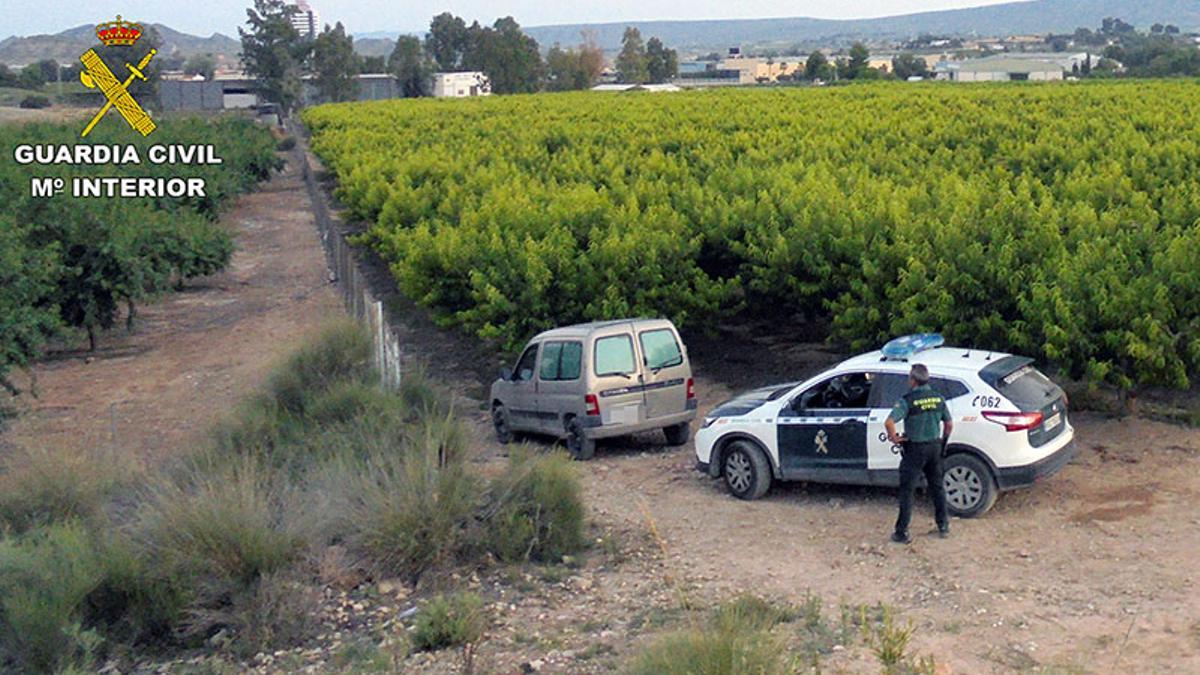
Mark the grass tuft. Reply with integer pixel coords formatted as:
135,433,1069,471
411,592,486,652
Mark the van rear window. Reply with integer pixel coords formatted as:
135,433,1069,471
595,335,636,376
639,329,683,370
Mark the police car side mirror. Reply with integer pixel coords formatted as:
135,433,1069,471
499,367,513,381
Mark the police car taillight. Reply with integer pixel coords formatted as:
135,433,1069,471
982,410,1044,432
686,378,695,400
585,394,601,416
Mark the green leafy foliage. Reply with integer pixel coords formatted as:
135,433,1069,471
484,449,586,563
305,82,1200,394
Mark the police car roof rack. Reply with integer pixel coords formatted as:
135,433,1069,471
880,334,945,362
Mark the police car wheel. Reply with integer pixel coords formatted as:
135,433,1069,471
723,440,771,500
942,453,998,518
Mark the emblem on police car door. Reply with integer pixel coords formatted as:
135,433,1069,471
815,429,829,454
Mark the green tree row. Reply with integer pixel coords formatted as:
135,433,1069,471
0,117,281,396
303,82,1200,400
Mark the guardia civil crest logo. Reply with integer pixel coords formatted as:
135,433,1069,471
79,15,157,137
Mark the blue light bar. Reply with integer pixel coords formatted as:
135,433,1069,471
881,333,945,360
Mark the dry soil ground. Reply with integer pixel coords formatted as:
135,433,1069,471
4,141,1199,673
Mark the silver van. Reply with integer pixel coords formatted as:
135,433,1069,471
490,318,698,459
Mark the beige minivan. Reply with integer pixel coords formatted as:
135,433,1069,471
490,318,697,459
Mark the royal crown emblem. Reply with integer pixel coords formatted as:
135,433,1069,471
95,16,143,46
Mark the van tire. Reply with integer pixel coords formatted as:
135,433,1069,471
565,418,595,461
723,440,771,500
664,422,690,446
942,453,998,518
492,404,514,444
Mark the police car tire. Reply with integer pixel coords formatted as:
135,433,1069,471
664,422,691,446
723,440,771,500
565,418,596,461
942,453,998,518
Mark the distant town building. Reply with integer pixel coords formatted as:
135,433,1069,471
432,72,491,98
290,0,320,39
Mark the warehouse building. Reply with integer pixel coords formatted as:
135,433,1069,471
942,56,1066,82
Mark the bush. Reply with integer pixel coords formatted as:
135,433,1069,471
19,94,51,109
131,460,304,647
484,450,585,563
410,592,486,652
264,321,373,417
316,411,478,581
0,523,106,673
276,136,297,151
627,624,786,675
0,446,128,534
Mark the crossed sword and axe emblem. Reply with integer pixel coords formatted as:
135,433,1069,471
78,47,157,137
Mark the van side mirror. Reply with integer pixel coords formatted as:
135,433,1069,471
499,367,512,381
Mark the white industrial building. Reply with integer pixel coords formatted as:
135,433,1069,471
432,72,491,98
941,56,1066,82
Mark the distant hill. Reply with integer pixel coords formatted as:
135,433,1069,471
0,23,240,66
524,0,1200,51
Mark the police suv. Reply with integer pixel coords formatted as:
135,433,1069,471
694,335,1075,517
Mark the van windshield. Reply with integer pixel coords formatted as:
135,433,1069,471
639,329,683,370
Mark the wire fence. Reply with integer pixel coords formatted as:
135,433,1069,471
295,130,402,390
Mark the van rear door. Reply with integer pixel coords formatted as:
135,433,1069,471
637,325,689,420
592,329,645,426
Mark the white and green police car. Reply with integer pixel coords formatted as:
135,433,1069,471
694,335,1075,517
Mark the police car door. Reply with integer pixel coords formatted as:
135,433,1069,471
777,372,871,480
866,373,909,479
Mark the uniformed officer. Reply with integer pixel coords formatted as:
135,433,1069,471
884,364,953,544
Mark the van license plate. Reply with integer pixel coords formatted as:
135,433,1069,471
1044,413,1061,430
605,405,639,425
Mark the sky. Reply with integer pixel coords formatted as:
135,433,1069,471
9,0,1024,39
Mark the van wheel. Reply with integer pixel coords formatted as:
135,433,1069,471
723,440,771,500
565,418,595,461
664,422,690,446
942,453,998,518
492,404,513,444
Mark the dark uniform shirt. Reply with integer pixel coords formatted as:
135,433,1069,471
887,384,951,443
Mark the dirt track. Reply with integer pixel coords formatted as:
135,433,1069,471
5,142,1200,673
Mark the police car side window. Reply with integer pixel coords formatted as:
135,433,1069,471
931,378,969,400
869,373,910,408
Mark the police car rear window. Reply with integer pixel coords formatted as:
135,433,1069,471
994,366,1062,412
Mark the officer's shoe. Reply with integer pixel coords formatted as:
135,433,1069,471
937,524,950,539
890,531,911,545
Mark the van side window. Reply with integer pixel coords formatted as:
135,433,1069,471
539,341,583,381
639,329,683,370
558,342,583,380
595,335,636,376
514,344,538,382
540,342,563,380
